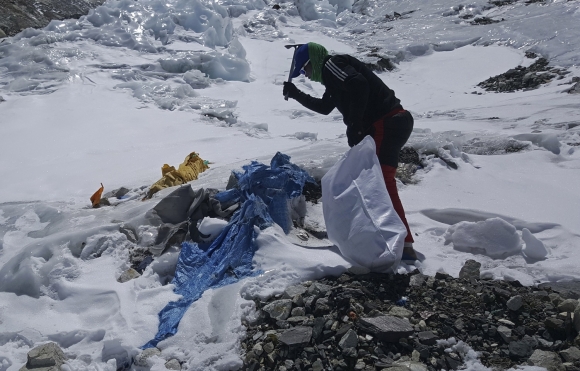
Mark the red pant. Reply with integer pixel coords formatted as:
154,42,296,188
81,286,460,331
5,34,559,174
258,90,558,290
372,109,414,243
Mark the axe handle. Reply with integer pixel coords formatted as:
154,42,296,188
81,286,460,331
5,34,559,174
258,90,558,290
284,44,302,101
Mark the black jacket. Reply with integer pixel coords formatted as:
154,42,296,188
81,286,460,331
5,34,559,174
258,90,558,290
293,54,401,145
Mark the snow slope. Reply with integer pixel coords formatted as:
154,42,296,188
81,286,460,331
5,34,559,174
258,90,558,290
1,0,579,369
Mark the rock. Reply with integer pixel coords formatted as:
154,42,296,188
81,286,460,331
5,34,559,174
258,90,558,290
279,326,312,347
527,349,565,371
291,307,305,317
559,299,578,313
119,224,138,243
458,259,481,279
263,342,275,354
418,331,438,346
389,306,413,318
359,316,414,342
0,0,106,37
283,284,307,299
338,329,359,349
117,268,141,283
507,295,524,311
560,347,580,362
165,359,181,370
545,317,567,340
252,343,263,356
509,339,534,359
574,305,580,332
409,274,427,287
20,343,65,371
262,299,293,320
497,325,513,343
0,96,5,102
134,348,161,367
498,319,516,327
567,81,580,94
307,282,332,297
539,282,580,300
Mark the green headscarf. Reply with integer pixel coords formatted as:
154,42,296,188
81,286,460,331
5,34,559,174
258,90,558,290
307,42,329,84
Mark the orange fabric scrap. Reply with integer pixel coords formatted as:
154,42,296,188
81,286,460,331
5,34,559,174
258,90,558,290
90,183,104,208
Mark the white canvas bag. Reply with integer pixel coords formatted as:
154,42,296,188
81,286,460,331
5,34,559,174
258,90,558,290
321,136,407,272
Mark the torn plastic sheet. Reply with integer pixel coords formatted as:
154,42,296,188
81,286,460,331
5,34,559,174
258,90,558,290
143,194,273,348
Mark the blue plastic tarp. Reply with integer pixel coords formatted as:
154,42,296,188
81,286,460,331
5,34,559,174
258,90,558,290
144,152,314,348
144,195,273,348
218,152,315,233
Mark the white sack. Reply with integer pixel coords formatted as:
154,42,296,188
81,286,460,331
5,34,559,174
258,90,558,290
321,136,407,272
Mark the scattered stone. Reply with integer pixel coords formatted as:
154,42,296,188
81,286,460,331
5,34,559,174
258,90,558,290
539,282,580,300
478,58,569,92
389,306,414,318
559,299,579,313
0,0,106,37
498,319,516,326
418,331,438,345
119,224,138,243
104,187,131,199
117,268,141,283
507,295,524,311
359,316,414,342
458,259,481,280
283,285,307,299
509,339,534,359
165,359,181,370
240,271,580,371
279,326,312,347
560,347,580,362
527,349,565,371
262,299,293,321
134,347,161,367
20,343,66,371
0,96,5,103
338,329,359,349
470,16,502,25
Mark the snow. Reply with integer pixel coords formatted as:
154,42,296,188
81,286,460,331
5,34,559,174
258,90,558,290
1,0,580,368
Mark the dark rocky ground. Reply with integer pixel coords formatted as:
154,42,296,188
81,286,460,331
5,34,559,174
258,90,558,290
240,260,580,371
477,53,575,93
0,0,104,38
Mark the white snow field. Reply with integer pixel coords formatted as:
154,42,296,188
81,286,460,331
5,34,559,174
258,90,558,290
0,0,579,369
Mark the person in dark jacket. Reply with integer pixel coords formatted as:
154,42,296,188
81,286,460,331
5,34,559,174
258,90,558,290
283,42,418,260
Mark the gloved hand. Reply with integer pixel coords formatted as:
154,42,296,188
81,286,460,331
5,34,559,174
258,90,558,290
283,81,300,99
346,126,365,147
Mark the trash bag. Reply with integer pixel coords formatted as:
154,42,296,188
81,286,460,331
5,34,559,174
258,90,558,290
321,136,407,272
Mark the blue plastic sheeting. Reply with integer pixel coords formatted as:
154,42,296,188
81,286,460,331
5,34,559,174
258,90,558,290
144,195,273,348
144,152,313,348
216,152,315,233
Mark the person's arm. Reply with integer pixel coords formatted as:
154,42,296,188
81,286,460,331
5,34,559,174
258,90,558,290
283,82,335,115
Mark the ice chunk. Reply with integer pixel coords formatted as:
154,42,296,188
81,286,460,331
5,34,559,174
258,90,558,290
198,217,228,242
444,217,522,258
183,70,211,89
521,228,548,260
513,133,561,155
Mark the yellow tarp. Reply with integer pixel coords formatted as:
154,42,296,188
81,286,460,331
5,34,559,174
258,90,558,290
146,152,209,199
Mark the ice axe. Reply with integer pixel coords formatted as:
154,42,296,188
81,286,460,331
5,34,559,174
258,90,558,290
284,44,303,101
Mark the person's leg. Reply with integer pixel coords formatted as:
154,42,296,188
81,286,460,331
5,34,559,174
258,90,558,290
372,111,416,257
